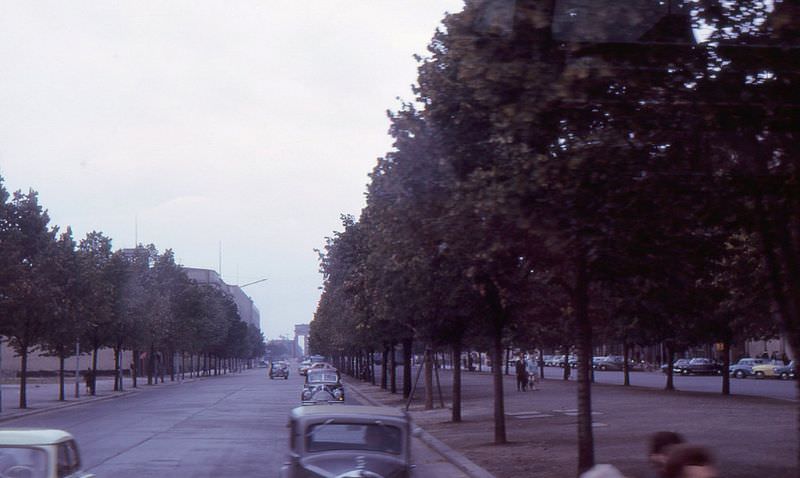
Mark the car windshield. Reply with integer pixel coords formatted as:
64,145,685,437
307,372,338,384
306,423,402,454
0,447,48,478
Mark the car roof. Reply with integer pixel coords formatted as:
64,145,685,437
0,429,74,446
290,405,407,421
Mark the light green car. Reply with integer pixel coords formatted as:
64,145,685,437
0,429,94,478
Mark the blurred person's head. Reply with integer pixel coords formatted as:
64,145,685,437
649,431,685,475
664,444,718,478
647,431,686,476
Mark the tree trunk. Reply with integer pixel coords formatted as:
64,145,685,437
147,345,155,385
452,341,462,422
381,346,388,390
91,346,99,396
538,349,545,381
19,347,28,408
623,342,631,386
721,339,731,395
665,344,675,391
563,352,570,380
491,330,507,444
424,349,434,410
369,349,376,385
575,251,594,475
390,342,397,394
113,347,120,392
132,349,138,388
58,355,66,401
402,338,412,399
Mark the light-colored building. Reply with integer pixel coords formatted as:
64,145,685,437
183,267,261,330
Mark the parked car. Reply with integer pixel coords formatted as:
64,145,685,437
752,360,789,379
595,356,625,371
546,355,564,367
280,405,416,478
662,358,691,374
0,429,94,478
301,369,344,405
682,358,722,375
270,361,290,380
776,361,796,380
729,357,770,378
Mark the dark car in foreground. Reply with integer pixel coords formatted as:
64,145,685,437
281,405,415,478
301,369,344,405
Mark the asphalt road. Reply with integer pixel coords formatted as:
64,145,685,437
539,366,797,401
2,368,362,477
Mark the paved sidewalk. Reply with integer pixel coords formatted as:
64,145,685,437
344,368,797,478
0,374,203,423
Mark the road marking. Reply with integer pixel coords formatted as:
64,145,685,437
510,413,553,420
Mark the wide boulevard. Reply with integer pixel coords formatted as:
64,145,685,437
4,368,356,477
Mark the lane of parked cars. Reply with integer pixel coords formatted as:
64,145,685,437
540,354,796,380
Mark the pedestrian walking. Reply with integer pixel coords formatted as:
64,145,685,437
515,357,527,391
525,356,539,390
84,368,94,395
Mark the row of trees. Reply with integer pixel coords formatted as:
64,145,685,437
310,1,797,475
0,177,265,408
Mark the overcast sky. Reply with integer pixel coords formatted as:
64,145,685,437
0,1,464,340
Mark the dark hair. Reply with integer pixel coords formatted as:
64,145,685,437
649,431,685,455
664,444,714,478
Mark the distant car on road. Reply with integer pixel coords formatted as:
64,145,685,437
307,362,336,373
308,355,326,364
270,361,290,380
298,360,312,376
301,369,344,405
662,358,691,374
0,429,94,478
281,405,416,478
729,357,770,378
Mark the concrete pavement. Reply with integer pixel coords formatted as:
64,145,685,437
345,366,798,478
0,369,476,477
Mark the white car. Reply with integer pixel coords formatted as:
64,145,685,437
0,429,94,478
298,360,312,376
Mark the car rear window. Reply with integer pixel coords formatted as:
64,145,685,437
0,446,48,478
307,423,401,454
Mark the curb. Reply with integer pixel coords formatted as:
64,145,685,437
0,390,137,423
343,378,495,478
